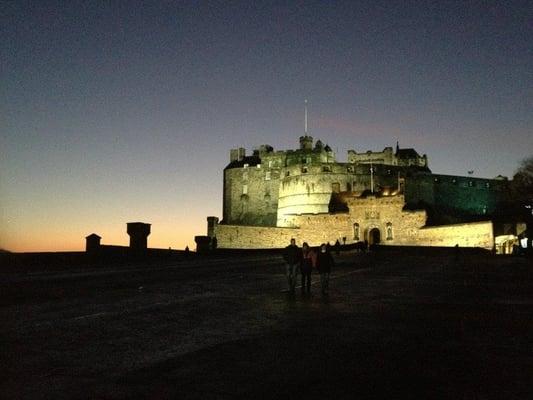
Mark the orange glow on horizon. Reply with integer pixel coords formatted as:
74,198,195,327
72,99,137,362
1,214,209,253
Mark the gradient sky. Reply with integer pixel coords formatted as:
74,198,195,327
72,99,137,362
1,0,532,252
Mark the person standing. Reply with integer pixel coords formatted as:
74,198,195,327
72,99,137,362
300,242,316,296
283,238,301,294
316,243,334,296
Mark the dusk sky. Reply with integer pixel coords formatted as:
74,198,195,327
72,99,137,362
1,0,532,252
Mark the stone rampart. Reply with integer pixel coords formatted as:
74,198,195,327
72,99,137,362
416,221,494,249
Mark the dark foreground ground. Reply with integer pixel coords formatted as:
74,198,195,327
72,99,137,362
1,251,532,399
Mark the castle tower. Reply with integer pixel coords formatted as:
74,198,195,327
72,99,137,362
299,135,313,151
127,222,151,251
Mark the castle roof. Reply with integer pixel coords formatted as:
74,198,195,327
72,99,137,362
396,148,421,159
225,155,261,169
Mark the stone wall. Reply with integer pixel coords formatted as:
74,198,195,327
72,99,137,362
416,221,494,249
224,164,280,226
215,194,495,250
347,147,396,165
214,224,299,249
404,174,509,216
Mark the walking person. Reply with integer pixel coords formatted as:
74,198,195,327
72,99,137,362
316,243,334,296
300,242,316,296
283,238,301,295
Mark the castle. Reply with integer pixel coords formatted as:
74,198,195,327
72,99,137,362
201,135,522,253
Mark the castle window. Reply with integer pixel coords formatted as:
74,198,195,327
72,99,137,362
434,178,439,183
469,181,474,187
452,179,457,184
265,171,271,181
256,164,261,168
268,160,273,168
485,182,490,188
302,167,308,173
243,163,249,168
242,185,248,195
331,182,340,193
347,166,353,173
301,158,307,164
353,223,360,240
323,166,332,172
306,157,311,164
286,171,290,177
346,182,352,192
386,222,393,240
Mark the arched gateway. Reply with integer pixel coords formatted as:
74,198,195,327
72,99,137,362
368,228,381,245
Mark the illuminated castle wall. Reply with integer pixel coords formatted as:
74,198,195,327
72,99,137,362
213,136,510,249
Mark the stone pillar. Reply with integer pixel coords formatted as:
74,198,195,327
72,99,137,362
127,222,151,251
85,233,101,254
207,216,219,238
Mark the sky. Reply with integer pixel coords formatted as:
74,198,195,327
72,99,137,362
1,0,532,252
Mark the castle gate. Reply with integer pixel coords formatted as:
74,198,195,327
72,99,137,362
368,228,381,245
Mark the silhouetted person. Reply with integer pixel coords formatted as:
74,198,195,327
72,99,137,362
283,238,301,294
454,244,460,265
317,243,334,296
184,246,190,258
300,242,316,296
334,239,341,255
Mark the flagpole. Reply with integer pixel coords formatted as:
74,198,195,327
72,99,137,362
370,162,374,193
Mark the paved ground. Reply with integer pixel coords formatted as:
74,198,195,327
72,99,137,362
1,251,532,399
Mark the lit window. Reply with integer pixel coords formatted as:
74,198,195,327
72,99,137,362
242,185,248,195
257,164,261,168
265,171,271,181
268,160,273,168
243,163,249,168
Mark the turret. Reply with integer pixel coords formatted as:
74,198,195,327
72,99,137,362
299,135,313,151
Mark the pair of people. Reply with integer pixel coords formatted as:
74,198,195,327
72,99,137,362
283,239,334,296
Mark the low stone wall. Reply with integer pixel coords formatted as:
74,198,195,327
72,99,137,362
215,225,300,249
415,221,494,249
215,220,495,250
215,219,354,249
